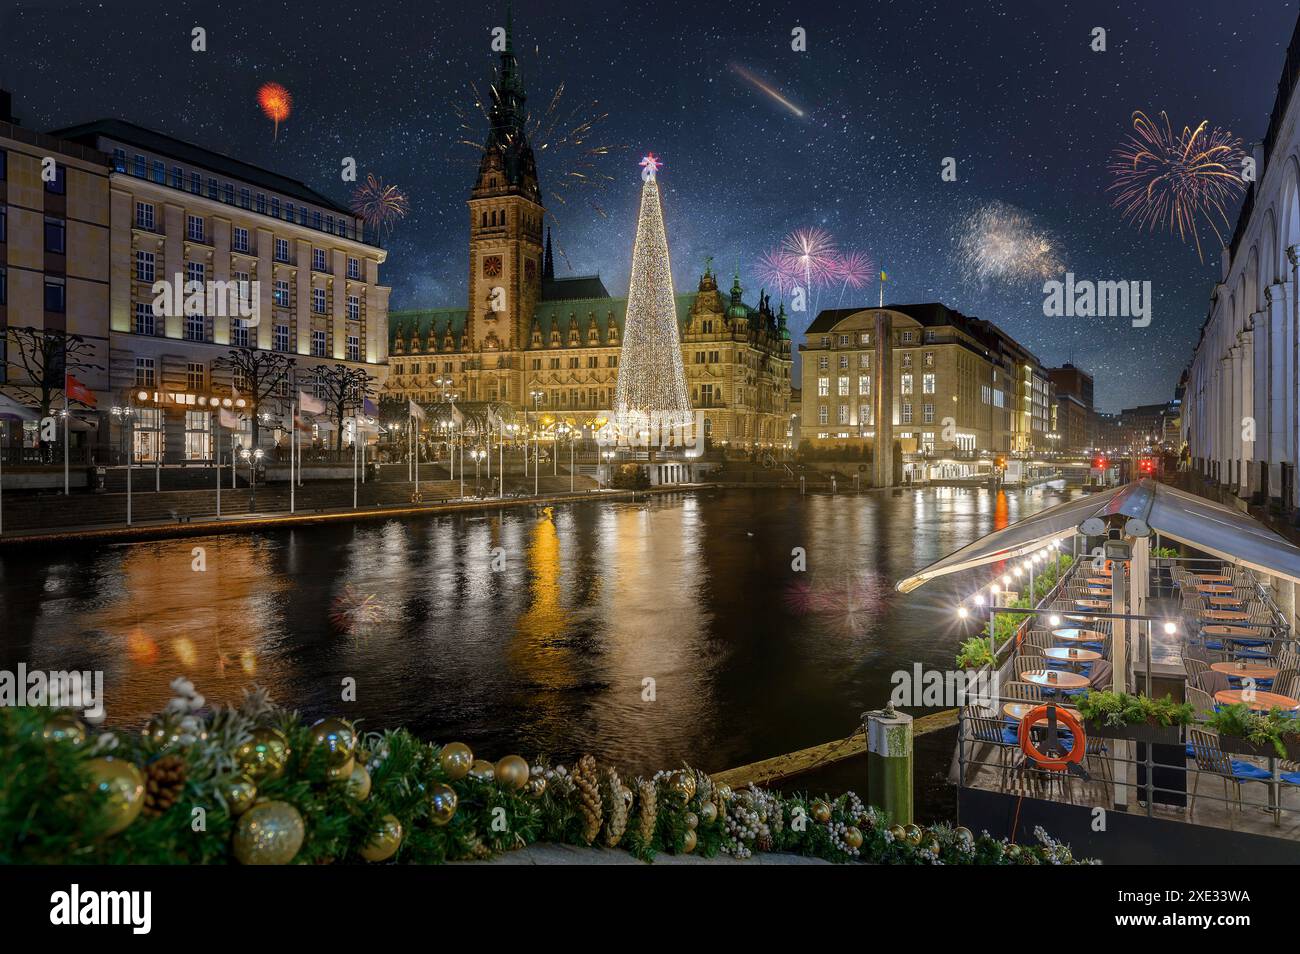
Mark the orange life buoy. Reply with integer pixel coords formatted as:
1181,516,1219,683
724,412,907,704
1017,704,1086,771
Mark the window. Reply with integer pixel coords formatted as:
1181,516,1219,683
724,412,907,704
838,354,849,370
922,373,935,395
838,334,849,346
189,171,201,194
312,248,327,271
44,217,65,253
311,288,326,313
185,314,206,341
326,215,335,235
924,330,936,343
923,403,935,424
274,324,290,352
233,227,250,253
838,404,849,424
274,238,289,262
135,202,155,231
270,197,280,218
0,266,6,306
285,203,296,223
207,178,218,200
817,376,829,397
923,351,935,368
901,403,913,424
347,295,359,321
255,193,267,213
186,261,205,286
901,352,912,368
860,404,873,426
817,355,829,370
274,280,290,308
133,154,147,177
837,376,849,396
347,257,360,280
44,278,65,312
921,431,935,452
187,215,205,242
184,410,211,460
231,318,250,348
311,330,328,356
860,332,870,345
134,301,155,335
313,211,322,230
170,166,183,189
239,188,251,209
148,160,163,184
901,331,914,343
222,183,234,204
901,373,913,395
111,149,125,173
818,405,828,425
347,335,360,362
187,362,206,391
134,357,155,387
136,251,155,282
859,375,871,396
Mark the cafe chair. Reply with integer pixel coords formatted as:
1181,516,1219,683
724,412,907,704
1187,728,1272,830
1194,670,1231,697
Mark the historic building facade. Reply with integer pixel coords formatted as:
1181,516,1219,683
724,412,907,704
796,302,1054,461
382,24,792,451
1184,13,1300,509
48,118,390,462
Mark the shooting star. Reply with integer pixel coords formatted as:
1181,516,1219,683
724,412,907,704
730,63,805,118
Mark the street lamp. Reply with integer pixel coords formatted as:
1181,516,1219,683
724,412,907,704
240,446,265,510
111,403,136,526
470,446,485,491
601,449,615,487
528,390,543,481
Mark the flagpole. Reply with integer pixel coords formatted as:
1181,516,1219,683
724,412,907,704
459,428,464,499
290,397,296,515
63,377,69,495
126,402,133,527
352,417,358,510
214,412,221,518
498,419,503,500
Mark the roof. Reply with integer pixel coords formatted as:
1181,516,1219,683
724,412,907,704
895,480,1300,593
49,118,354,217
803,302,976,336
541,275,610,301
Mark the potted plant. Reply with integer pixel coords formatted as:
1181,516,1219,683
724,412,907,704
1075,690,1192,743
1203,704,1300,760
956,637,995,671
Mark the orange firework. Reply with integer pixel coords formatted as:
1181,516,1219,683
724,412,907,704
257,82,292,140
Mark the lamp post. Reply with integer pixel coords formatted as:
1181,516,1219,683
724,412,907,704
240,447,264,511
111,403,136,526
471,446,484,492
602,449,615,487
528,390,542,480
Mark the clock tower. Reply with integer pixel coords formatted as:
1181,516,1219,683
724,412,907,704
467,10,544,358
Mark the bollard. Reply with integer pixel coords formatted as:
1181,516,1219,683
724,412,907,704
864,704,913,825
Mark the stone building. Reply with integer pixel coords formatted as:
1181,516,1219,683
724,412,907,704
382,21,792,452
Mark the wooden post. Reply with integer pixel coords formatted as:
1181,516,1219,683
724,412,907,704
865,704,913,825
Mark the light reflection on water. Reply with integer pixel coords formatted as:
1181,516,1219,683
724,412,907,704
0,485,1075,785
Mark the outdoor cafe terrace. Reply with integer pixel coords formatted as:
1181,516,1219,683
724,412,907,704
897,480,1300,862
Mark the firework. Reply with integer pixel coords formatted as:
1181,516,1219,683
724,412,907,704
781,227,840,288
350,174,410,238
330,586,383,635
831,250,875,290
955,201,1063,286
256,82,292,141
1107,110,1246,262
755,247,800,295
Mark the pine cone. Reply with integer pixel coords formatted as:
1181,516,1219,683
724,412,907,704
756,833,773,853
636,778,657,845
601,767,628,847
142,754,187,817
572,755,602,845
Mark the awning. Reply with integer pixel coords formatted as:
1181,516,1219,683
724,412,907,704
0,394,41,422
895,479,1300,592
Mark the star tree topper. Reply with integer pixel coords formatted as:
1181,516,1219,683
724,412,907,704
640,153,662,182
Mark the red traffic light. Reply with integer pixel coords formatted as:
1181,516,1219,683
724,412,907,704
1093,457,1107,470
1139,458,1155,474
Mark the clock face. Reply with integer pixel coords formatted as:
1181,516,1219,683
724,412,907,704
483,255,503,278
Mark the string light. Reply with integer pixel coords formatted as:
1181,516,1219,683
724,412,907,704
613,158,692,436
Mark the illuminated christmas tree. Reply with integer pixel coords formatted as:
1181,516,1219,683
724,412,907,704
613,155,693,441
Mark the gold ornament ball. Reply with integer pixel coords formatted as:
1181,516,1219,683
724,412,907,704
1006,844,1021,860
684,811,698,831
716,785,732,802
888,824,906,843
903,824,923,847
682,829,697,853
326,756,355,782
44,713,87,746
495,754,530,790
439,742,474,781
346,762,372,801
86,757,145,836
232,800,305,865
428,783,458,825
526,776,547,797
221,775,258,816
955,826,974,847
359,814,403,862
669,771,696,799
926,839,941,855
844,826,864,850
699,801,718,825
468,759,496,783
811,799,832,824
310,717,357,768
235,727,291,782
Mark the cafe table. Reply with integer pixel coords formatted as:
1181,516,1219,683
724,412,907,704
1201,623,1269,648
1196,584,1235,595
1045,647,1101,664
1209,662,1279,681
1086,577,1111,585
1022,670,1090,690
1207,596,1246,609
1194,574,1231,584
1199,610,1250,622
1002,702,1082,721
1074,599,1109,610
1052,628,1105,643
1213,689,1300,712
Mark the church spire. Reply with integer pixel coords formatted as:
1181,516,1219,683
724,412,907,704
474,1,537,200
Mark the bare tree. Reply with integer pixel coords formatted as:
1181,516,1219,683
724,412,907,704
213,347,296,449
2,326,101,457
314,365,377,451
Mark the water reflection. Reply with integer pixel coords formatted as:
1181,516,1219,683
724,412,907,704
0,485,1076,778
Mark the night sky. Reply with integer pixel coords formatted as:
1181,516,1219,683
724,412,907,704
3,0,1295,410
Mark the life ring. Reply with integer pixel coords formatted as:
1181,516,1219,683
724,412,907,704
1017,704,1086,771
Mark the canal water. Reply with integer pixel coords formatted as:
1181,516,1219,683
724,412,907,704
0,484,1076,820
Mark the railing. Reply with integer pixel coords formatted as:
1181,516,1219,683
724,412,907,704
1,446,93,467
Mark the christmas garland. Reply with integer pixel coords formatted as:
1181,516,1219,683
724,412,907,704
1,682,1091,865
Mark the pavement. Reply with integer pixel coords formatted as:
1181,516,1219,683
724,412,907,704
453,844,835,865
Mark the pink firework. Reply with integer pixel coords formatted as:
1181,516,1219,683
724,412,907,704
831,250,875,290
781,227,839,288
755,247,800,295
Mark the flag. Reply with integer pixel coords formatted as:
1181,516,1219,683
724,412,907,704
449,402,464,426
363,397,378,417
65,373,96,408
408,398,425,420
219,407,240,429
298,390,325,415
880,270,888,282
